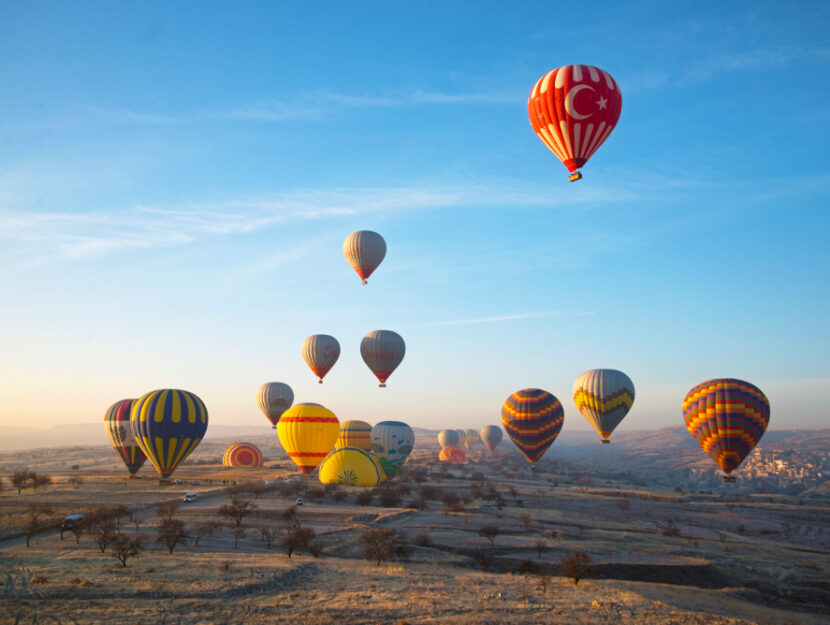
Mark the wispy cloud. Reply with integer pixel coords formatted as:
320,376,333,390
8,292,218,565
409,310,596,328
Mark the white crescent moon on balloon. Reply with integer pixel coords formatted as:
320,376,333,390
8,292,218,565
565,84,595,120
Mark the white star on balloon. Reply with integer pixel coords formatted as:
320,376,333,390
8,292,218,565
597,96,608,110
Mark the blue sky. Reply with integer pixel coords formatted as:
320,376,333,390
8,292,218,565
1,1,828,433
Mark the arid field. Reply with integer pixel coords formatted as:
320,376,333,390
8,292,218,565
1,435,828,625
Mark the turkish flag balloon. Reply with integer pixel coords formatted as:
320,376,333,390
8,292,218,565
528,65,622,179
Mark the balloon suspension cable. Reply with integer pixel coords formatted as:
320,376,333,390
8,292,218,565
568,171,583,182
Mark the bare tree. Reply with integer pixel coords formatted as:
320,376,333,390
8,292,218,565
360,528,410,566
259,525,280,550
282,527,316,558
231,526,246,549
219,497,258,528
520,513,533,530
156,501,180,524
478,524,500,546
109,533,143,567
192,520,219,546
111,504,130,530
442,491,462,516
560,552,591,586
31,474,52,490
87,509,118,553
156,519,187,554
68,476,84,489
13,470,31,495
280,505,301,528
23,504,54,548
471,546,492,571
534,539,550,559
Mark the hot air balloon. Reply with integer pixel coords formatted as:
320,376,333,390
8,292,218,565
344,230,386,285
682,378,770,482
439,446,467,463
463,429,480,450
360,330,405,387
573,369,635,443
438,429,459,448
131,389,208,479
455,429,468,448
105,399,146,475
528,64,622,182
501,388,564,464
318,447,384,486
480,425,503,452
302,334,340,383
370,421,413,478
223,442,264,467
256,382,294,428
336,420,373,451
277,402,340,474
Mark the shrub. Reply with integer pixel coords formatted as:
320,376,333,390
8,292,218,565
219,497,258,527
661,520,681,537
360,528,410,565
560,552,591,586
282,527,316,558
412,532,432,547
478,525,500,546
378,489,402,508
355,491,375,506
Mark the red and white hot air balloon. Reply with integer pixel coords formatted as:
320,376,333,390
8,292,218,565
344,230,386,285
360,330,405,388
528,64,622,181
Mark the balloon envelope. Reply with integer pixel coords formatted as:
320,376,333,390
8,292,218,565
278,403,340,474
256,382,294,428
439,445,467,463
302,334,340,383
480,425,503,452
501,388,564,464
360,330,405,387
336,420,373,451
438,429,459,448
682,378,770,476
131,389,208,479
318,447,383,486
105,399,146,475
343,230,386,284
370,421,414,478
463,429,480,450
573,369,635,442
528,65,622,179
223,442,264,467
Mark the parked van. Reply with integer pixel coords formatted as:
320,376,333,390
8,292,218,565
182,493,198,503
61,513,85,529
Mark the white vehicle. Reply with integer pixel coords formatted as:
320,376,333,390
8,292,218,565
61,513,85,529
296,498,303,506
182,493,198,503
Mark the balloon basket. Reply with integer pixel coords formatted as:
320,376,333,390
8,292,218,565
722,475,736,483
362,280,367,285
568,171,583,182
601,439,610,444
318,379,323,384
378,383,386,388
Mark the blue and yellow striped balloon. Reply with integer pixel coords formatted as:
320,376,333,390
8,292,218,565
501,388,564,464
682,378,769,477
130,389,208,479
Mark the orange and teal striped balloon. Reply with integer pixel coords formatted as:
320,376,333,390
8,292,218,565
223,442,264,467
130,389,208,479
105,399,146,475
682,378,770,476
501,388,564,464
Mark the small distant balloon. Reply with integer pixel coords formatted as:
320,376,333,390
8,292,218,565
370,421,414,478
463,429,480,450
336,420,373,451
480,425,503,452
343,230,386,285
256,382,294,428
302,334,340,383
439,446,466,464
438,429,459,448
572,369,635,443
223,442,264,467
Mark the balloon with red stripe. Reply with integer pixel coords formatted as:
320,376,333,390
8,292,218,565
277,402,340,474
360,330,405,387
682,378,770,479
501,388,564,464
529,64,622,181
223,442,264,467
105,399,147,475
344,230,386,285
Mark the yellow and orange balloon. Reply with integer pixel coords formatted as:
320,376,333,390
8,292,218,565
277,402,340,474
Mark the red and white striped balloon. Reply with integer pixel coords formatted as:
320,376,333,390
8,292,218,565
528,64,622,180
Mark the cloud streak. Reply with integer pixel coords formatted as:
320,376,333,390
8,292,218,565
409,310,596,328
